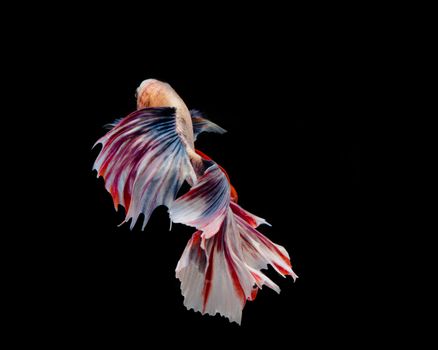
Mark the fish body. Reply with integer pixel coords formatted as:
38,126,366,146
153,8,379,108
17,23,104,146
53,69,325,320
136,79,202,169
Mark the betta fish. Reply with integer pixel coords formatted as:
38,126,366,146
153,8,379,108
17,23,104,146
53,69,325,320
92,79,298,324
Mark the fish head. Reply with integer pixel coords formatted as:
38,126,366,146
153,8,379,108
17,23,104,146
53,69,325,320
136,79,173,109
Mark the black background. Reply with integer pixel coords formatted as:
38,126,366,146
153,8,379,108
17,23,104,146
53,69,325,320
23,13,365,346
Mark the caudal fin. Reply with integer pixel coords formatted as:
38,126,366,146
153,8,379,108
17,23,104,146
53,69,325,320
170,162,297,324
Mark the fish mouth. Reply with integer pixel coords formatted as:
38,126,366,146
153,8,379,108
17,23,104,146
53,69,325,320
135,79,159,101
